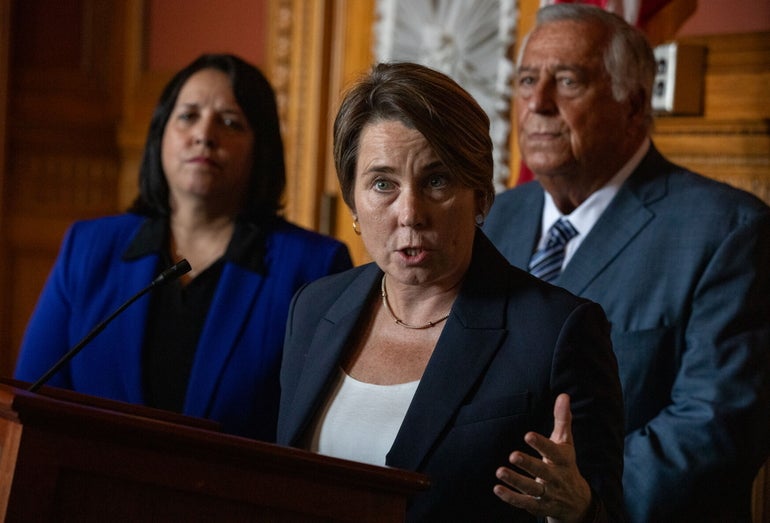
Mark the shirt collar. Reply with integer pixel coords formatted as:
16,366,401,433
541,137,650,240
122,216,269,274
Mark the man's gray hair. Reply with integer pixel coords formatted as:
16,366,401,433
520,3,656,129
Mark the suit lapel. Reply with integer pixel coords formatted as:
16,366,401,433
119,256,161,404
559,147,667,295
559,190,654,295
495,185,543,270
387,234,508,470
184,263,263,417
281,267,381,445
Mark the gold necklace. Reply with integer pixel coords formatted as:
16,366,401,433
380,274,450,330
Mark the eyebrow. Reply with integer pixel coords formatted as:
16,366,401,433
361,164,394,175
423,160,446,172
360,159,444,176
177,102,245,117
517,64,582,74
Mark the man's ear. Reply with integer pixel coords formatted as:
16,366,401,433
628,88,648,122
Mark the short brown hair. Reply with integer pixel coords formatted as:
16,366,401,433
333,62,495,215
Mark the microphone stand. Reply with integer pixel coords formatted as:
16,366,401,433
27,259,191,393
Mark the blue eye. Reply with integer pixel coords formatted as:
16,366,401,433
374,179,394,191
427,174,449,189
222,116,246,131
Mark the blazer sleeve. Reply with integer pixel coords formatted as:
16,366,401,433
552,301,626,523
15,223,82,387
623,210,770,521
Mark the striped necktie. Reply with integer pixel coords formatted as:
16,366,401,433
528,218,578,283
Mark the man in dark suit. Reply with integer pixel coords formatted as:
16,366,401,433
484,4,770,522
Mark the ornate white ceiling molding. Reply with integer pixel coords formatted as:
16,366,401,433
374,0,517,192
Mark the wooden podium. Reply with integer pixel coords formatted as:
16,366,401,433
0,382,429,522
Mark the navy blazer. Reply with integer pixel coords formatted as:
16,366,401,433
278,232,625,522
484,144,770,522
15,213,352,440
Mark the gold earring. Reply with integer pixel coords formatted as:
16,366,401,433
352,219,361,235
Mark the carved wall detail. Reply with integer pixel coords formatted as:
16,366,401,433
267,0,294,143
8,155,118,213
266,0,332,230
374,0,516,191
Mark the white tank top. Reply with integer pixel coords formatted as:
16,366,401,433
306,367,419,466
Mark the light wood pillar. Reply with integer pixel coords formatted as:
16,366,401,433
266,0,374,265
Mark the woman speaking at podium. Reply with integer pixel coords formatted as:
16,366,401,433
277,62,624,522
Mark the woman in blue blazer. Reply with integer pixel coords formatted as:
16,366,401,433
14,54,352,441
277,63,624,522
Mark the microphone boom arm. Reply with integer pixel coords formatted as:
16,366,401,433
27,259,191,393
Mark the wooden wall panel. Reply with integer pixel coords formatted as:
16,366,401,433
652,31,770,206
0,0,124,377
0,0,11,377
116,0,173,210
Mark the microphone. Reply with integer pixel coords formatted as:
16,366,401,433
151,258,192,286
27,259,192,393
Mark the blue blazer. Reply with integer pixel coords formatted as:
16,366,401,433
484,144,770,522
277,232,625,522
14,213,352,441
